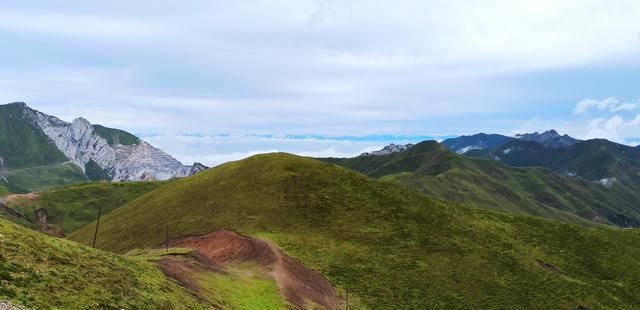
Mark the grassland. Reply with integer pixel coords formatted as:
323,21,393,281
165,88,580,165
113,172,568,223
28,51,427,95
5,181,165,234
323,141,640,227
3,162,88,193
93,124,140,146
70,153,640,309
0,218,208,309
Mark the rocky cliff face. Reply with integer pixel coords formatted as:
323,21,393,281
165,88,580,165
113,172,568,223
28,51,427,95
188,162,209,175
360,143,414,156
21,105,190,181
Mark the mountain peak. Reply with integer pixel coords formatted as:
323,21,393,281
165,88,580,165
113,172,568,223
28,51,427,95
516,129,578,148
360,143,414,156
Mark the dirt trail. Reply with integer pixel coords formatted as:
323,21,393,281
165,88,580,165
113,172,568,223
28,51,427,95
168,230,344,310
3,193,39,205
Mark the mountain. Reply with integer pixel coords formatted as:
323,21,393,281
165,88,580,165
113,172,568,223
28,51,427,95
441,133,514,154
322,141,640,227
516,129,579,148
469,138,640,183
441,130,578,155
0,218,207,309
0,102,199,191
189,162,209,175
359,143,414,156
69,153,640,309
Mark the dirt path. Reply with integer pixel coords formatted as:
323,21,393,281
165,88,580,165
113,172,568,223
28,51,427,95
168,230,344,310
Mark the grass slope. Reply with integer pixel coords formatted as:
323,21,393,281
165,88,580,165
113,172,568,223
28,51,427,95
0,218,207,309
3,162,88,193
0,103,68,169
323,141,640,227
93,124,140,146
6,181,165,234
70,153,640,309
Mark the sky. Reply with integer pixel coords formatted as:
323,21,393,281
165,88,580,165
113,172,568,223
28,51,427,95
1,0,639,166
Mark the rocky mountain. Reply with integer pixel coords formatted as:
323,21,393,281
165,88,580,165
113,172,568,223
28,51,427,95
440,133,514,154
360,143,414,156
441,130,579,154
516,129,579,148
188,162,209,175
0,102,198,188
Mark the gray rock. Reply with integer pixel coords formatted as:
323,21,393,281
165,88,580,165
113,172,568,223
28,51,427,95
22,105,188,182
360,143,414,156
188,162,209,175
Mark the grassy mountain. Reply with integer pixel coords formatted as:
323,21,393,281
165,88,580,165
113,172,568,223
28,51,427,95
0,102,68,169
3,162,88,193
93,124,140,146
441,133,514,154
322,141,640,227
3,181,165,234
69,153,640,309
468,138,640,182
467,139,640,224
0,218,207,309
0,103,89,192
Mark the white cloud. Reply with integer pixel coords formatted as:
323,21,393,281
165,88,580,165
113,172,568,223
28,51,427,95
575,97,638,114
584,114,640,143
2,1,640,162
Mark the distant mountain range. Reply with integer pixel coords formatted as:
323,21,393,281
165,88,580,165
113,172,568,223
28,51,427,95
0,102,206,192
326,129,640,227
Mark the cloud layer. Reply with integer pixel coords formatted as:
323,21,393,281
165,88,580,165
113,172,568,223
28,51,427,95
1,1,639,163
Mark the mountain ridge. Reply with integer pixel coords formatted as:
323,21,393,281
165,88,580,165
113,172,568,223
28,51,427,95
0,102,203,189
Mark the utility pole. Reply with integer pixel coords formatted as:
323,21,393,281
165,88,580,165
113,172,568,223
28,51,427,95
345,284,349,310
92,205,102,248
166,223,169,252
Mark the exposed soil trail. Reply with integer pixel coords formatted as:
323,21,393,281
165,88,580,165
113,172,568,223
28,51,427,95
168,230,344,310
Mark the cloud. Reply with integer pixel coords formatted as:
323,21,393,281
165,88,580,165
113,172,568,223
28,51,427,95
575,97,638,114
140,133,427,166
2,1,640,163
584,114,640,143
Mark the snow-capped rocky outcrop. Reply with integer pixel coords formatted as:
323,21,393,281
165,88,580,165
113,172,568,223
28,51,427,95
360,143,414,156
21,104,190,181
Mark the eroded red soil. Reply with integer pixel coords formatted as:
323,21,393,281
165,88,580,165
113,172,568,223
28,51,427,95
167,230,344,310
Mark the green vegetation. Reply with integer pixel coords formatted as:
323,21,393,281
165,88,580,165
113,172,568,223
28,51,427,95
85,159,111,181
93,124,140,146
3,162,88,193
70,153,640,309
0,102,68,168
0,218,208,309
131,248,287,309
0,184,10,197
6,181,165,234
196,263,286,310
323,141,640,227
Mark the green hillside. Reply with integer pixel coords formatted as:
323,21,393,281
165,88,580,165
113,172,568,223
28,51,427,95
0,218,207,309
323,141,640,227
70,153,640,309
3,162,88,193
0,102,68,169
4,181,165,234
93,124,140,146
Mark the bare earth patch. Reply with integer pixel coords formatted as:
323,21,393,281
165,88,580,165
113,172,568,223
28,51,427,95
166,230,344,310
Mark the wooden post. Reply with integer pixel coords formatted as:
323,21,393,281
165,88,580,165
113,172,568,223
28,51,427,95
166,223,169,252
92,205,102,248
345,284,349,310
